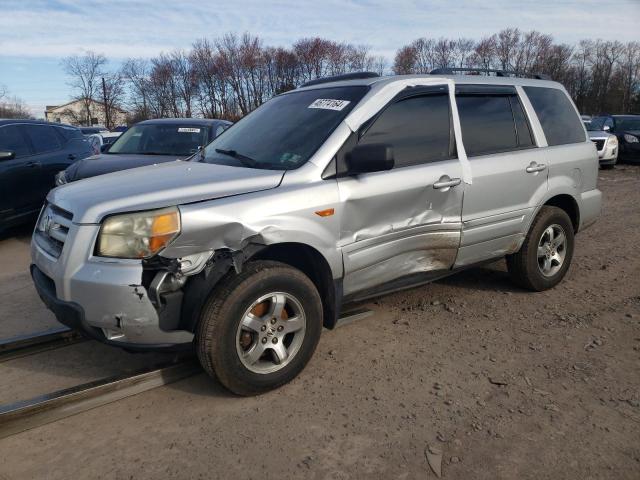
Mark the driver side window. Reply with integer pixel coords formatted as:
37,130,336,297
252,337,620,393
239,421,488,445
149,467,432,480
358,93,454,168
0,125,31,158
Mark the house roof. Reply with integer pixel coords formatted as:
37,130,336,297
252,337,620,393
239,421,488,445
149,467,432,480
45,98,127,114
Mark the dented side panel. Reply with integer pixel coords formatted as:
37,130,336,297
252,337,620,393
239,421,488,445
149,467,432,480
337,159,464,296
160,177,344,278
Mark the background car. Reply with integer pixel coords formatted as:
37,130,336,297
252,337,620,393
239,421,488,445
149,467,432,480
0,120,92,230
590,115,640,164
79,126,109,135
584,121,618,168
57,118,232,184
85,131,123,155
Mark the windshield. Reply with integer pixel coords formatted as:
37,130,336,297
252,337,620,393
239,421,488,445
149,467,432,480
201,86,368,170
588,117,605,131
108,124,209,156
617,117,640,131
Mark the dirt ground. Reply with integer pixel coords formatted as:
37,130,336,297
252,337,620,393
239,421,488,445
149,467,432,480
0,165,639,480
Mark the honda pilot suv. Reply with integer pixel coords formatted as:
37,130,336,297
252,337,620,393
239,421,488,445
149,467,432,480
31,70,601,395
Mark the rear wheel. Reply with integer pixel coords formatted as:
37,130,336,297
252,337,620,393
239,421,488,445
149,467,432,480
506,206,575,291
196,260,323,395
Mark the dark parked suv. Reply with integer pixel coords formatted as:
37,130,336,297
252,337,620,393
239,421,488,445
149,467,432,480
589,115,640,163
0,120,92,231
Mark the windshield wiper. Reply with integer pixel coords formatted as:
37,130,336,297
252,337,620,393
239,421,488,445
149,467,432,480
215,148,259,168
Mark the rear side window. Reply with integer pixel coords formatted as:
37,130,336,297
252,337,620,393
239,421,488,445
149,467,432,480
359,94,453,167
456,95,518,156
24,125,61,154
523,86,585,146
0,125,31,158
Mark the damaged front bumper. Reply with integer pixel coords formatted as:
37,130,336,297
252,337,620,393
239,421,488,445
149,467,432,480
31,222,195,350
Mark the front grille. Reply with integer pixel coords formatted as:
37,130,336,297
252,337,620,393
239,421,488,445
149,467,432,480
34,203,73,259
592,139,605,152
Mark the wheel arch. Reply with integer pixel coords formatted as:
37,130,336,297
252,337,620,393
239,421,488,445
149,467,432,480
250,242,341,330
542,194,580,233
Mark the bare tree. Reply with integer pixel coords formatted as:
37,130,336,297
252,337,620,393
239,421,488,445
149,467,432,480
118,29,640,123
0,94,31,119
101,73,126,128
61,51,106,125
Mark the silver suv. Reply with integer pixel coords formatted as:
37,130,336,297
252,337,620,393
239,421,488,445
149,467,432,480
31,71,602,395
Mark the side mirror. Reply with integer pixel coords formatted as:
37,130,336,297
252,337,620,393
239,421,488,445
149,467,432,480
346,143,394,175
0,151,16,161
100,144,110,153
603,125,611,132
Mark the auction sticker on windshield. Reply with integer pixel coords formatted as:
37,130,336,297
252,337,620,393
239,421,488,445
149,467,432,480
178,127,201,133
308,99,351,111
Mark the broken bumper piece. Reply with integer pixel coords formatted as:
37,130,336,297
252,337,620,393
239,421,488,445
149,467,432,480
30,263,194,351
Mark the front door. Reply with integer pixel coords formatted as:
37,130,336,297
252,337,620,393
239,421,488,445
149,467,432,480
0,124,43,217
337,87,464,297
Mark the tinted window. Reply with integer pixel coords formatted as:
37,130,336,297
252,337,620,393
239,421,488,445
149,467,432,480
615,117,640,131
203,86,368,170
510,96,534,148
56,126,83,141
456,95,518,156
523,86,585,146
24,125,61,154
359,94,452,167
0,125,31,158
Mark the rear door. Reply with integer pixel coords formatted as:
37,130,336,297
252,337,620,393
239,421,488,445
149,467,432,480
453,85,547,267
0,124,42,215
337,86,464,297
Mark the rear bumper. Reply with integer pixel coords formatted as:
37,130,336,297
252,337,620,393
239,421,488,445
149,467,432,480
579,189,602,232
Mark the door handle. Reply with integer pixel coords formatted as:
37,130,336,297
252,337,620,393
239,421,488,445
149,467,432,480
25,161,40,168
68,154,76,160
526,163,547,173
433,177,461,190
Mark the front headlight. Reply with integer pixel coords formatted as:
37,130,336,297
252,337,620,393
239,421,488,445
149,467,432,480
54,170,67,186
96,207,181,258
623,133,639,143
606,135,618,147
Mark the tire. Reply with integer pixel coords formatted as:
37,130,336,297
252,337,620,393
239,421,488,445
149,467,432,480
601,164,615,170
196,260,323,396
506,206,575,291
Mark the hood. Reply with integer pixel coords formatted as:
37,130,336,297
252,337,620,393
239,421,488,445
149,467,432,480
587,131,613,141
65,153,186,182
622,130,640,138
49,161,285,224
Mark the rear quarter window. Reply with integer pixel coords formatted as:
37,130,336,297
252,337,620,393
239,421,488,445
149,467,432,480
56,126,83,141
523,86,585,146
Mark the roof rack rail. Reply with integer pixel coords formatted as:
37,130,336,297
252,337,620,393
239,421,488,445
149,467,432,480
300,71,380,88
430,67,551,81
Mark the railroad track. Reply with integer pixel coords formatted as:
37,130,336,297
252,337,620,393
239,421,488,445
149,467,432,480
0,327,86,363
0,308,373,439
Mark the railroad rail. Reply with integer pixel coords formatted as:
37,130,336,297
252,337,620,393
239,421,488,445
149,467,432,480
0,308,373,439
0,327,85,363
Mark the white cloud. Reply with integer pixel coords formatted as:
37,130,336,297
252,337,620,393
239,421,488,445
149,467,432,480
1,0,638,60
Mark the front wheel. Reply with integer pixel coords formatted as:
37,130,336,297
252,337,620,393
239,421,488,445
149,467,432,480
196,260,323,395
506,206,575,291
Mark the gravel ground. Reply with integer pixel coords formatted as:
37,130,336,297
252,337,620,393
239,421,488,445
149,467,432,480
0,165,638,480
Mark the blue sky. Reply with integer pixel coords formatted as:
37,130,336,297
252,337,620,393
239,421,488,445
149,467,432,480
1,0,638,117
